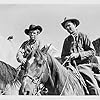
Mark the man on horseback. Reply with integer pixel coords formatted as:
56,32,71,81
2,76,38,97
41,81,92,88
16,24,42,80
61,17,95,66
61,17,100,94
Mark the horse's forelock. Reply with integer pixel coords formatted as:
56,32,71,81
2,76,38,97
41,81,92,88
34,48,46,63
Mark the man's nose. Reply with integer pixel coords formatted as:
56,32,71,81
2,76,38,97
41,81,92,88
31,33,34,35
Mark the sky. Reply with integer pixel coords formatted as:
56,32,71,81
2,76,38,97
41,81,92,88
0,3,100,67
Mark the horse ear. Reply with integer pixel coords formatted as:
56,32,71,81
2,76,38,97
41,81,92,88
41,46,45,52
41,44,52,54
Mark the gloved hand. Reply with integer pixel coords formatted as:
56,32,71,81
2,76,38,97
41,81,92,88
70,52,79,60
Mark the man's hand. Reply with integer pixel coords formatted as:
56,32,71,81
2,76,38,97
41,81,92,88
70,52,79,59
21,58,27,64
65,56,70,59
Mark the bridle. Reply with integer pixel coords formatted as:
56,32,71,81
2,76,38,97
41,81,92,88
22,55,50,95
23,70,45,85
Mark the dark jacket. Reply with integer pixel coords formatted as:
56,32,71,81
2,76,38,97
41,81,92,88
61,32,95,65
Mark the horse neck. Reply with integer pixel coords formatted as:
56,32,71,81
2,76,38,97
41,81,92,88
47,55,66,85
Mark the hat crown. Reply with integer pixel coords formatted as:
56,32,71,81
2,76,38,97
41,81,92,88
29,24,36,30
61,17,80,29
25,24,42,35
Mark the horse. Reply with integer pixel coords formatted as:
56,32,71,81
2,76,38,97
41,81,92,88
21,46,94,95
0,60,22,95
56,56,100,95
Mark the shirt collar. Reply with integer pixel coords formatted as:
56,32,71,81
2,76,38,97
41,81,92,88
71,30,78,38
29,39,36,44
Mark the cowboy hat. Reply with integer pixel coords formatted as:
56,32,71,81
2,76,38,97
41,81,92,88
25,24,42,35
61,17,80,29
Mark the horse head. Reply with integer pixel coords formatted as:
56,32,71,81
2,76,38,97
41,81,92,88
21,46,51,95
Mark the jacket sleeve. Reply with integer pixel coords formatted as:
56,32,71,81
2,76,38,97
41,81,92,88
16,41,27,63
61,38,71,62
79,34,96,60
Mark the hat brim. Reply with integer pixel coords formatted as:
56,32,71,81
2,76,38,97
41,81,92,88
61,19,80,29
25,25,42,35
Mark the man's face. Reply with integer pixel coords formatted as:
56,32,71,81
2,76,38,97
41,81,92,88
28,29,40,40
64,21,76,34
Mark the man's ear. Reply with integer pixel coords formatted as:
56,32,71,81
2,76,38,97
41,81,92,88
73,22,77,27
37,29,40,35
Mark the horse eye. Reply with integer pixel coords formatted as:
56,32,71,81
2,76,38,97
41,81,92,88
38,63,42,67
34,54,37,57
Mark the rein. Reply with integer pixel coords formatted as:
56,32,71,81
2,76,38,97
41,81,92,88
60,56,89,95
23,51,55,95
23,70,47,95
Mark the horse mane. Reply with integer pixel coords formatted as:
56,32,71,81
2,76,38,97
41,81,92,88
48,55,84,95
0,61,17,85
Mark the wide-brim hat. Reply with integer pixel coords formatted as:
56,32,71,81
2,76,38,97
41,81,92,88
25,24,42,35
61,17,80,29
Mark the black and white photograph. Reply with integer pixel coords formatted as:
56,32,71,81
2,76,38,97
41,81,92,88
0,0,100,98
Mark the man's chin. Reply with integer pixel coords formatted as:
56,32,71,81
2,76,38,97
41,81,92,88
70,32,74,34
